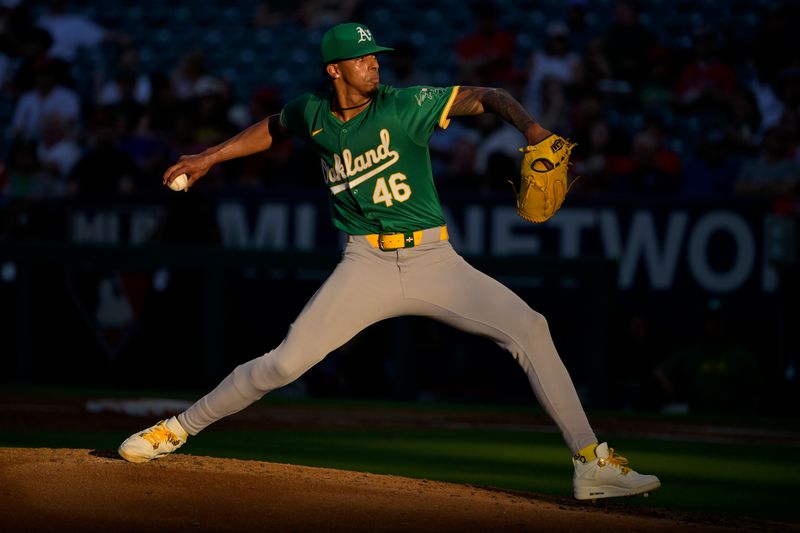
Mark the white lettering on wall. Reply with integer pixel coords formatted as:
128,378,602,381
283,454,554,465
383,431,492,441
618,210,688,290
491,207,540,255
254,204,288,249
71,208,163,245
72,212,119,244
210,202,772,293
217,203,288,249
688,210,755,293
130,211,159,245
443,205,485,255
762,215,779,292
548,208,596,258
294,203,316,251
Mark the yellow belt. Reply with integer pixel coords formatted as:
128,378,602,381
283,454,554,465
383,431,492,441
363,226,449,251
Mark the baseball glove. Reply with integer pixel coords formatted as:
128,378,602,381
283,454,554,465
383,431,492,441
513,134,576,223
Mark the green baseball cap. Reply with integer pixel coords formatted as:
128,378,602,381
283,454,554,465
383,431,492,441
320,23,393,64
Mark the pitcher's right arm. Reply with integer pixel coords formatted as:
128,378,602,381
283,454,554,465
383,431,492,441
163,114,291,188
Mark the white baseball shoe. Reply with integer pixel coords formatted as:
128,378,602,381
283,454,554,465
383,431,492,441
573,442,661,500
118,417,188,463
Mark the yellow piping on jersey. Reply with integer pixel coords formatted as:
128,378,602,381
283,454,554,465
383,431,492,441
438,86,460,130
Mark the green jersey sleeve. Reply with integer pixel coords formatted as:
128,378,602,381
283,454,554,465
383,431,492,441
390,85,460,146
279,93,315,142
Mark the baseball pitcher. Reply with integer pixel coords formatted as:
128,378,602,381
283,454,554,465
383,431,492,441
119,23,659,501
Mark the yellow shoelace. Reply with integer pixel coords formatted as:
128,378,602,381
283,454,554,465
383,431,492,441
599,448,631,474
140,423,182,449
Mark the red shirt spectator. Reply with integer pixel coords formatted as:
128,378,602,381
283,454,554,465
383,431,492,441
455,2,516,85
675,28,737,105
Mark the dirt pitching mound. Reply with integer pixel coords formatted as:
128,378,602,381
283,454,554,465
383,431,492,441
0,448,764,532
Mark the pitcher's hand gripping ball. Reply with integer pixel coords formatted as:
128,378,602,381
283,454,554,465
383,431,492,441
514,134,576,223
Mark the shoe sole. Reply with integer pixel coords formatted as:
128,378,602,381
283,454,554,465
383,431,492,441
117,447,151,463
574,480,661,501
118,446,177,464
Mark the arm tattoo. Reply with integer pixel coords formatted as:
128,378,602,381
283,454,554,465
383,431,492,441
449,86,536,135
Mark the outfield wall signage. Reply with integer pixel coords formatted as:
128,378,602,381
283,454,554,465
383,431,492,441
67,197,784,294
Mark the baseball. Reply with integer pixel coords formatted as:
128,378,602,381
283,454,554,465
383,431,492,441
168,173,189,192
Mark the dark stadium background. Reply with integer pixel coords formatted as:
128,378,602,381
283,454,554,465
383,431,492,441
1,0,798,417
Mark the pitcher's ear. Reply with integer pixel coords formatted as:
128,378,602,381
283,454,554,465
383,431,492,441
325,63,339,79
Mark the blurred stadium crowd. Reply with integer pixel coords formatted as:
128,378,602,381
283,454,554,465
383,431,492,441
0,0,799,200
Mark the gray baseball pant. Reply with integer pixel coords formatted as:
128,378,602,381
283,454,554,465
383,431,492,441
177,228,597,453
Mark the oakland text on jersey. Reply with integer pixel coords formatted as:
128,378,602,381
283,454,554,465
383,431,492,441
321,128,400,195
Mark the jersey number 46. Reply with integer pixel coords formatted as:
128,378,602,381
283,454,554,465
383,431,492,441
373,173,412,207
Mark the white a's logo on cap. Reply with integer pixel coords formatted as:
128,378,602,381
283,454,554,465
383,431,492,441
356,27,372,43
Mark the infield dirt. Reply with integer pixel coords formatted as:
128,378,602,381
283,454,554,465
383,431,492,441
0,447,788,532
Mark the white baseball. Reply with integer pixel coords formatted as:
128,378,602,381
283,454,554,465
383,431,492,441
168,173,189,192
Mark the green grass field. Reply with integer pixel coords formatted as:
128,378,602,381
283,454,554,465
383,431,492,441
1,390,798,525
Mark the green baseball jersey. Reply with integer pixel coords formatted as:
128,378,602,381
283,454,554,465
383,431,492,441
280,84,459,234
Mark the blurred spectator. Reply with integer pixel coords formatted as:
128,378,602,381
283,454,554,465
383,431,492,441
568,93,603,141
3,141,39,197
474,122,521,179
571,119,612,194
0,0,796,207
115,98,171,183
589,0,657,96
752,5,800,135
735,126,800,196
69,106,138,196
455,1,516,86
753,4,799,99
11,59,79,141
1,0,36,74
522,21,583,123
470,111,522,190
192,76,237,146
674,27,738,111
226,86,294,187
563,0,595,53
140,72,179,137
36,112,81,179
429,121,481,187
725,88,761,153
102,69,146,129
253,0,297,28
169,106,206,159
35,0,129,63
96,45,151,107
171,51,209,101
680,130,740,199
537,78,570,133
2,140,65,198
655,299,762,413
381,42,427,88
639,47,677,117
750,81,782,139
299,0,360,30
6,25,63,94
0,48,8,89
772,68,800,132
228,85,282,130
610,120,682,196
0,1,42,92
